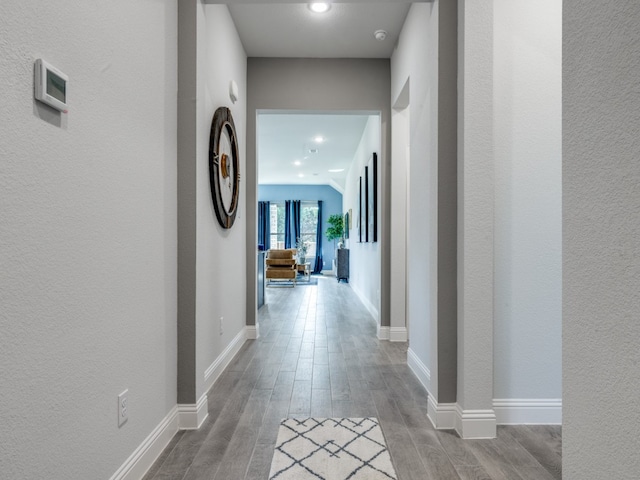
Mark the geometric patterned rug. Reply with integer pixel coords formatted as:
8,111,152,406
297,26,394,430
268,418,398,479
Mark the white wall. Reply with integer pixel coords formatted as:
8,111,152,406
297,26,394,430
493,0,562,405
343,116,381,321
0,1,177,478
391,2,439,395
564,0,640,477
197,4,247,398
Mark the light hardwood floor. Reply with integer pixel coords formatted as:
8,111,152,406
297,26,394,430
143,276,561,480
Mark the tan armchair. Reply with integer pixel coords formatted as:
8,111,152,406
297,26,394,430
266,249,297,286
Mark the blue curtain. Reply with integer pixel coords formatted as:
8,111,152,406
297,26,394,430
313,201,323,273
284,200,301,249
291,200,301,245
258,201,270,250
284,200,292,248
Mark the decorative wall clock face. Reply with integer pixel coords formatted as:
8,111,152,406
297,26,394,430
209,107,240,229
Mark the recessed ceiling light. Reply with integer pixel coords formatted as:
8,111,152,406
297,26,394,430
328,168,345,173
309,2,330,14
298,173,305,178
314,135,324,143
294,160,301,166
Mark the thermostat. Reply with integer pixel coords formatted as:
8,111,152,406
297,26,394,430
34,59,68,112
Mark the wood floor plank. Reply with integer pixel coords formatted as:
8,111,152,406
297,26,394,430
436,430,483,467
244,443,275,480
310,388,332,417
506,425,562,480
465,439,526,480
454,464,493,480
414,443,462,480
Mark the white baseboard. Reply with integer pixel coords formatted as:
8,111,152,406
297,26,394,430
109,407,179,480
493,398,562,425
427,396,457,430
203,327,247,393
377,325,390,340
177,393,208,430
389,327,407,342
455,405,497,439
407,348,431,393
246,324,259,340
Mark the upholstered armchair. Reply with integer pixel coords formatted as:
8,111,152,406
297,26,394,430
265,249,297,286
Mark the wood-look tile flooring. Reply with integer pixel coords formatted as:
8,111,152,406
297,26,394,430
144,277,561,480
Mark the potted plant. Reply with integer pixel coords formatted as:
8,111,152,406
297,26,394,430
295,237,309,264
325,214,345,249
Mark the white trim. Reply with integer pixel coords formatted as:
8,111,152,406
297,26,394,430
427,396,457,430
177,393,208,430
246,324,259,340
455,405,497,439
109,406,179,480
389,327,407,342
493,398,562,425
377,325,390,340
203,327,247,393
407,347,431,393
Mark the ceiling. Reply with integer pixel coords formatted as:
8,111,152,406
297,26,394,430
208,1,419,188
227,2,412,58
258,113,374,190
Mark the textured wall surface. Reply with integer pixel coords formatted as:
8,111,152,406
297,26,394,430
457,0,495,411
390,2,439,394
564,0,640,477
493,0,562,400
343,117,381,317
0,1,177,478
197,3,247,400
258,184,343,268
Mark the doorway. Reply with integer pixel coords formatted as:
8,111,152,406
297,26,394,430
256,111,383,326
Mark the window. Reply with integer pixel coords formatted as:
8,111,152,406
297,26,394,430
300,202,318,259
269,203,284,249
269,202,319,259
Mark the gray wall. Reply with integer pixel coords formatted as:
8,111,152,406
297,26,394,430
0,0,178,477
493,0,562,403
178,1,248,405
436,0,458,404
246,58,391,328
564,0,640,477
391,2,439,396
391,1,458,404
177,0,199,405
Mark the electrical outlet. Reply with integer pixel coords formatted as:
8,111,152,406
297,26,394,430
219,316,224,336
118,389,128,427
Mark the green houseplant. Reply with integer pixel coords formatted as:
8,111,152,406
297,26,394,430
325,214,345,250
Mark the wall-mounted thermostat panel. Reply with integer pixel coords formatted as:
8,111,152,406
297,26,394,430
35,59,68,112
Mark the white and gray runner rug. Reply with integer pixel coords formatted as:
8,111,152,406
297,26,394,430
268,417,398,480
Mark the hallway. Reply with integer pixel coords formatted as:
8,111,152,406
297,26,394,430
143,278,561,480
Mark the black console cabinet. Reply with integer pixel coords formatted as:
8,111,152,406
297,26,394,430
336,248,349,282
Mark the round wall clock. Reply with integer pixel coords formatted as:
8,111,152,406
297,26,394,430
209,107,240,229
